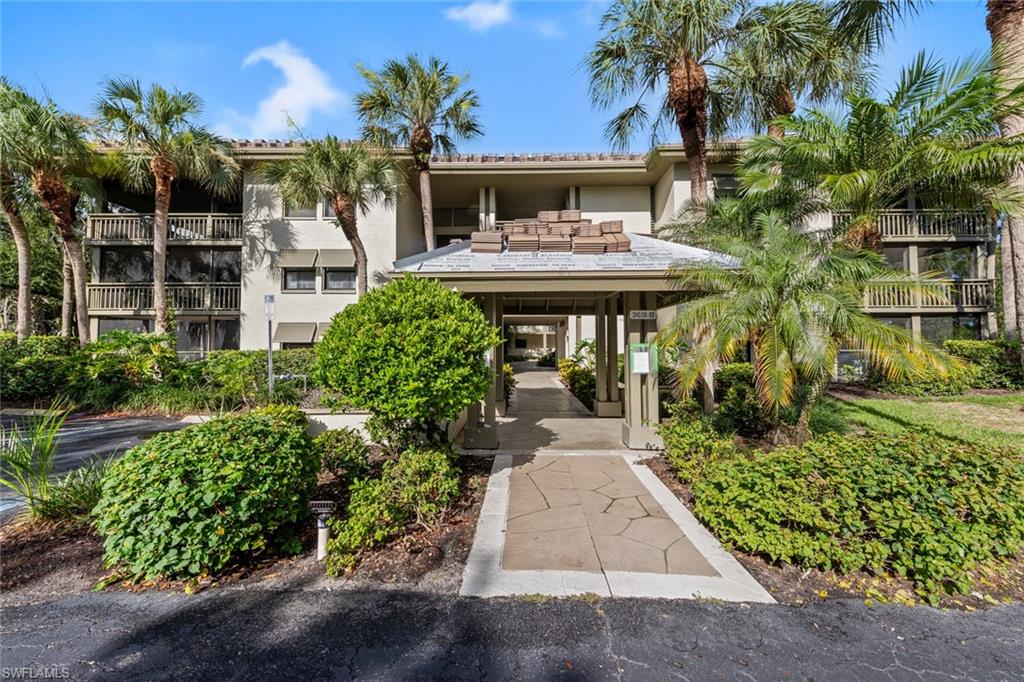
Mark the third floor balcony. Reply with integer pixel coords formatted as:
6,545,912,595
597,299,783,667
832,209,994,242
86,213,243,244
864,278,994,313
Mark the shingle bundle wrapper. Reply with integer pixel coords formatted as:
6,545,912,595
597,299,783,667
603,232,631,252
572,235,607,254
507,233,540,251
559,209,582,222
537,210,561,223
574,222,603,238
600,220,623,234
539,233,572,252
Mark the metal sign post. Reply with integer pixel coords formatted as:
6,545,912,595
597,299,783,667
264,294,275,396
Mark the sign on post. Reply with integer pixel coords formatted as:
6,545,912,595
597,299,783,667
629,310,657,321
629,342,659,375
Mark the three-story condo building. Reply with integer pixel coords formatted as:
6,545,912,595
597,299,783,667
86,139,999,359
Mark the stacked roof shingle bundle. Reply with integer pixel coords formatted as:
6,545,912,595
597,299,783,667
573,221,603,238
538,224,572,252
573,235,607,254
559,209,582,222
600,220,624,234
507,232,540,251
537,210,561,223
470,230,503,253
604,232,631,252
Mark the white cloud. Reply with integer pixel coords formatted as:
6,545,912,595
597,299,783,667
444,0,512,31
533,18,565,39
217,41,343,139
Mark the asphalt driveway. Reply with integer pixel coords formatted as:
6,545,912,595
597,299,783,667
0,413,184,516
2,590,1021,680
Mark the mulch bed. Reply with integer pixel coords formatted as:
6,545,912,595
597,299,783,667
642,456,1024,610
0,456,492,601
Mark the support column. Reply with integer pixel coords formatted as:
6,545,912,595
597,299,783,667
464,293,500,449
595,297,609,404
621,292,663,448
496,299,506,417
556,320,567,361
595,295,622,417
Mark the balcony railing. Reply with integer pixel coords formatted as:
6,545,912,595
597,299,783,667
863,278,993,312
87,213,243,242
832,210,993,241
87,283,241,312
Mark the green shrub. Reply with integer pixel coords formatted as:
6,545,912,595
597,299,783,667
315,428,370,481
713,362,754,401
0,334,76,403
93,411,319,581
37,459,109,523
315,275,500,443
249,403,308,428
807,398,849,436
714,383,772,437
869,360,982,397
944,338,1024,388
326,446,460,572
199,348,316,408
503,363,517,403
558,357,596,410
692,432,1024,602
658,402,738,483
536,350,556,367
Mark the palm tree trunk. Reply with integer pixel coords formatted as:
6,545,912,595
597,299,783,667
151,161,173,335
332,196,368,296
61,245,73,338
31,172,89,344
668,58,709,205
988,0,1024,357
418,167,435,251
1002,226,1019,339
0,173,32,341
767,87,796,139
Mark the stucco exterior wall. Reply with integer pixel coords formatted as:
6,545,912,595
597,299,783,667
579,186,652,234
238,169,421,349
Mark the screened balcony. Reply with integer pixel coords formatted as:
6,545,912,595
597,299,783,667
863,279,993,313
86,213,243,243
832,210,994,242
87,283,241,313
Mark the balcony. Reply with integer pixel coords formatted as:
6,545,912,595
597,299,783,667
86,213,243,244
832,210,993,242
87,283,241,312
863,278,993,313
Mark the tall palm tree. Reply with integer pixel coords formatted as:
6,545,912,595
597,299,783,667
587,0,846,204
986,0,1024,346
0,81,93,344
356,55,482,251
95,79,240,334
0,165,32,341
741,52,1024,251
263,138,400,296
660,210,946,442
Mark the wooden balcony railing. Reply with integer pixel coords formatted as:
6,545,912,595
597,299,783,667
863,278,993,311
87,213,243,242
832,210,993,241
87,283,241,312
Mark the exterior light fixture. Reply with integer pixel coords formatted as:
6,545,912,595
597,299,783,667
308,500,336,561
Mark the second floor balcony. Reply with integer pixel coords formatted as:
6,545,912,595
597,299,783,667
87,213,243,244
833,209,994,242
864,278,994,313
87,283,241,313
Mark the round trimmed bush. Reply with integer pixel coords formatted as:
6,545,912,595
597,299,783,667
314,275,501,440
93,410,318,581
692,432,1024,602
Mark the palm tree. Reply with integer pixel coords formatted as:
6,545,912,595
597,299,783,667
356,55,482,251
740,52,1024,252
659,210,946,443
0,81,93,344
95,79,240,334
263,138,400,296
986,0,1024,346
587,0,849,204
0,165,32,341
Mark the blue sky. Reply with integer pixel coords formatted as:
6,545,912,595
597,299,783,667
1,1,993,152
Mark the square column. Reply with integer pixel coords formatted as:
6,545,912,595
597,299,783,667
595,294,622,417
464,293,500,449
621,292,663,449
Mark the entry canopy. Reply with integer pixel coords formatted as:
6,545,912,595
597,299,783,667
391,232,733,293
273,322,317,344
318,249,355,268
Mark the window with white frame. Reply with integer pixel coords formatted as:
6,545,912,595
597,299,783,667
323,268,357,291
283,268,316,291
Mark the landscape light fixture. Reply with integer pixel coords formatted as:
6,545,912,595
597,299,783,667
308,500,336,561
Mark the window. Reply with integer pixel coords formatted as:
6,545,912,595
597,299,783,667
882,247,908,271
98,318,152,335
100,248,153,283
919,246,973,279
283,268,316,291
176,320,209,358
213,319,240,350
921,314,982,343
284,201,316,219
323,197,335,218
212,250,241,282
323,268,357,291
166,247,212,283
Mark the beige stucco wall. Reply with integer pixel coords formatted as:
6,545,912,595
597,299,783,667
579,185,652,234
238,169,422,349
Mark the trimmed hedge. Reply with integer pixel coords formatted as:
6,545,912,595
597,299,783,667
658,402,737,483
93,407,318,581
691,432,1024,602
870,338,1023,396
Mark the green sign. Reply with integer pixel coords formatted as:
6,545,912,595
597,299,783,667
629,342,658,375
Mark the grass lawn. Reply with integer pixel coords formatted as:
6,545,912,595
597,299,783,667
832,392,1024,450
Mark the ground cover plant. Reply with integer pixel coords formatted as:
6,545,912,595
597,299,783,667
869,338,1024,396
315,275,500,445
93,406,319,582
689,431,1024,603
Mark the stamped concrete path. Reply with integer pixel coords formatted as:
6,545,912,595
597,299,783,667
460,365,773,602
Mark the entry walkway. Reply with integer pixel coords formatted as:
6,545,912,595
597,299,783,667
461,451,774,601
485,362,624,454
